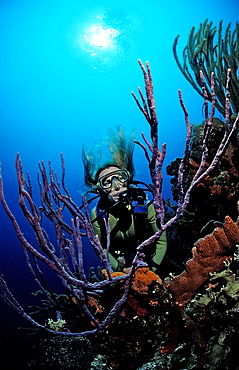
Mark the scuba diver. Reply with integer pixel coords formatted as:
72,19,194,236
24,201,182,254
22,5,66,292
82,127,167,274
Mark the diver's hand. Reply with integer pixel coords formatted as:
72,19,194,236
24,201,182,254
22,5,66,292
123,267,131,274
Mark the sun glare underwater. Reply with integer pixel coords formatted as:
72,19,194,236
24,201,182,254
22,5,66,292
0,0,239,368
83,25,119,49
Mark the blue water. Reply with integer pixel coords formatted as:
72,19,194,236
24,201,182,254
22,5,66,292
0,0,238,366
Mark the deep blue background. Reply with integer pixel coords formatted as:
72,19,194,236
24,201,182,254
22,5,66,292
0,0,238,367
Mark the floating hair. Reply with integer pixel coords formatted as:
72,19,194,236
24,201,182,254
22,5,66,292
82,126,136,190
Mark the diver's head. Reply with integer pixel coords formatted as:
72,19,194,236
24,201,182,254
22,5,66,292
82,127,135,193
97,165,129,202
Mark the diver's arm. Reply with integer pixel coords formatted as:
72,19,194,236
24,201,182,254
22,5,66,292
147,204,167,267
106,253,118,271
90,207,118,271
152,230,167,266
90,207,102,241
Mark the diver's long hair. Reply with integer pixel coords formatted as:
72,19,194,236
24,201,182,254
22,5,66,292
82,126,136,190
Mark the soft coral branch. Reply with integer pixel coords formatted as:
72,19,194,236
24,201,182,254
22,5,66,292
132,61,238,232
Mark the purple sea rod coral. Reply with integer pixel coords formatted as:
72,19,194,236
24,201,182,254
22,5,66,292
0,61,238,337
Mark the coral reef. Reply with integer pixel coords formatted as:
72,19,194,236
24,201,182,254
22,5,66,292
28,266,173,369
179,257,239,370
167,117,239,231
27,336,96,369
165,117,238,284
28,244,239,369
173,19,239,117
1,61,237,338
168,20,239,270
165,216,239,308
0,57,238,369
131,267,162,294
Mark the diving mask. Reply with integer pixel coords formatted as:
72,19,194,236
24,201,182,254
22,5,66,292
98,169,129,190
